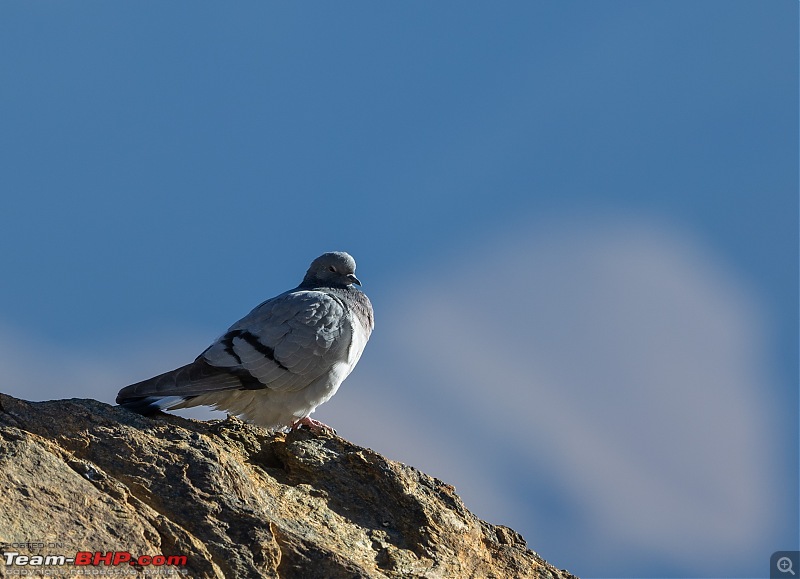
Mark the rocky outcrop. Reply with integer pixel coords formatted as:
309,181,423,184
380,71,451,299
0,393,576,578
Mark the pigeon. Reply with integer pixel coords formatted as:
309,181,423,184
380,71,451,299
116,252,374,433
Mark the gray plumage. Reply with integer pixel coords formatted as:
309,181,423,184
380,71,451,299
116,252,374,431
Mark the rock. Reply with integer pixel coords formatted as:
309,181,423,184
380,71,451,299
0,393,577,579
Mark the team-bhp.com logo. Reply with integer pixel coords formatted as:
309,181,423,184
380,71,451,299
1,546,188,575
4,551,187,567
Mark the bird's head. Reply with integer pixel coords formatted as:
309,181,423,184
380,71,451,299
301,252,361,288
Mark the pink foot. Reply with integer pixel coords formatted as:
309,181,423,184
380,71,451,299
290,416,336,435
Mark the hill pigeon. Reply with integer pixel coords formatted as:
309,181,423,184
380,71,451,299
116,252,374,433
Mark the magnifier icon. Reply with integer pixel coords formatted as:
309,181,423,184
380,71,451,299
778,557,796,575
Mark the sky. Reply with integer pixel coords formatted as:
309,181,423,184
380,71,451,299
0,2,797,578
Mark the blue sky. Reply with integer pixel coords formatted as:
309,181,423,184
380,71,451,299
0,2,797,577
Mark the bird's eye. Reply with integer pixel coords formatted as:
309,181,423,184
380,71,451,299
328,266,337,273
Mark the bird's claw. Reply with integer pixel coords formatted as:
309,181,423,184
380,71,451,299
291,417,336,435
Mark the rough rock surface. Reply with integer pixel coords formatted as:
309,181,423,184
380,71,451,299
0,393,576,579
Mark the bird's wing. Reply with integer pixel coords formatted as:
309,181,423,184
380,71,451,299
117,290,351,404
201,289,351,392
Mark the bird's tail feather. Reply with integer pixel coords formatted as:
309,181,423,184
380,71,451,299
116,395,194,415
116,359,243,415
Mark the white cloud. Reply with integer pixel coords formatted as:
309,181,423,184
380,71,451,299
321,216,780,577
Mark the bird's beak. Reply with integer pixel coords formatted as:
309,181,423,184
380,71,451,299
347,274,361,286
